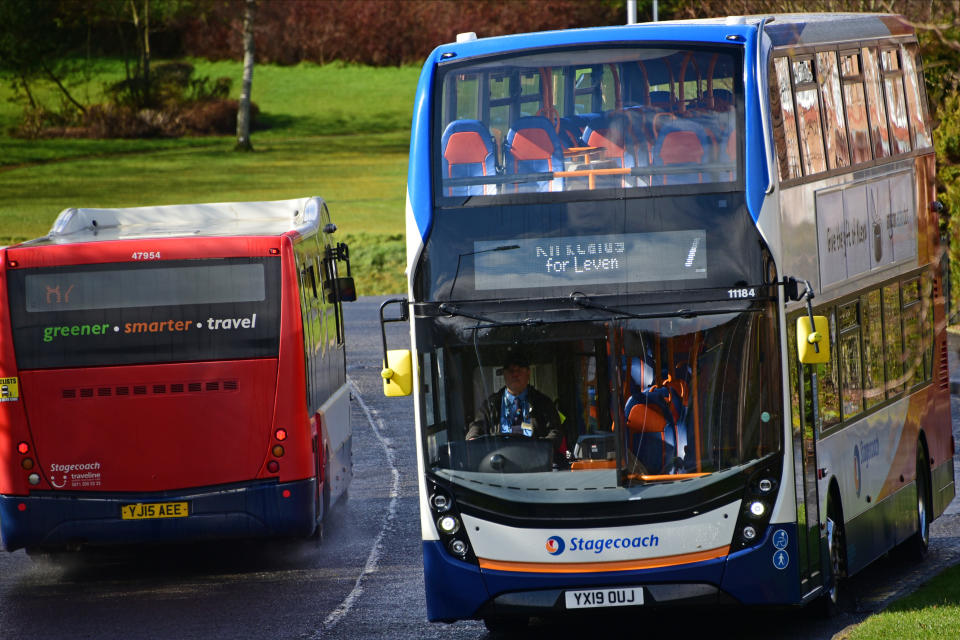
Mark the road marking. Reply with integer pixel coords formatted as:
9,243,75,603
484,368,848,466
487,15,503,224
317,378,400,634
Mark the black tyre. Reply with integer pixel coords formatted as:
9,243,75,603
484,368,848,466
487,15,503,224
819,494,847,616
904,446,931,561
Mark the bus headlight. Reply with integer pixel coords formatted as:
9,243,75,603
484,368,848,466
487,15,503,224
437,515,460,535
27,473,40,485
742,525,757,541
749,501,766,517
430,493,451,512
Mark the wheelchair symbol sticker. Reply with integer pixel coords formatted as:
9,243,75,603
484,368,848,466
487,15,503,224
773,549,789,570
773,529,788,550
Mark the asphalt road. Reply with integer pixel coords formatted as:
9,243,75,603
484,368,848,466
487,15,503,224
1,295,958,639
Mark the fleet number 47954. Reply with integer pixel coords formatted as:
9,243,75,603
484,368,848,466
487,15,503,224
131,251,161,260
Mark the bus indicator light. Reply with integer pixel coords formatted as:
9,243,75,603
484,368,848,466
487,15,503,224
275,428,287,441
17,442,29,454
449,539,469,557
21,458,33,470
742,526,757,541
272,445,285,457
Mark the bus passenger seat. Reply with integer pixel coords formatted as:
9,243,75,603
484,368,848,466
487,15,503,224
581,114,644,187
652,118,714,185
503,116,565,192
441,119,499,196
558,117,585,148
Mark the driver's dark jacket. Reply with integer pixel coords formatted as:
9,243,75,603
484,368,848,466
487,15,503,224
465,386,563,448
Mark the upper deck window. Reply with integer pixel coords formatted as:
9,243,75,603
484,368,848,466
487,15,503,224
772,40,931,185
436,46,742,204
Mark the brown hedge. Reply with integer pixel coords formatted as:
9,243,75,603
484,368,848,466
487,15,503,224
179,0,624,66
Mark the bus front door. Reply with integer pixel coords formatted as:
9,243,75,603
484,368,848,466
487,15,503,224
795,364,824,598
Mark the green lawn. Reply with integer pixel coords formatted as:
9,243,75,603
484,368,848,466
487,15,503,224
0,60,419,294
839,564,960,640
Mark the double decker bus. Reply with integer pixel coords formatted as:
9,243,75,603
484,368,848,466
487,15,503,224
380,13,954,628
0,197,355,552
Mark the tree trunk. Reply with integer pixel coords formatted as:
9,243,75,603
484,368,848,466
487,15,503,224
236,0,256,151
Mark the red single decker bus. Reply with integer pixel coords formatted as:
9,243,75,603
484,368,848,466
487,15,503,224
0,197,355,552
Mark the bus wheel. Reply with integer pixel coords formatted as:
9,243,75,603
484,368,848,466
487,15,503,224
483,615,529,635
905,446,931,561
819,495,847,616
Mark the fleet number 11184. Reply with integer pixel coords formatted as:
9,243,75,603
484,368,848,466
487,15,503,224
728,288,756,299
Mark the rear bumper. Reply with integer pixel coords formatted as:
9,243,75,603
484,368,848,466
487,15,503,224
0,478,316,551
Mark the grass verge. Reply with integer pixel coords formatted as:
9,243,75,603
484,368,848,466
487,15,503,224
838,564,960,640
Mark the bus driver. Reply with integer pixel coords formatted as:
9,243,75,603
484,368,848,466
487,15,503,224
465,353,563,448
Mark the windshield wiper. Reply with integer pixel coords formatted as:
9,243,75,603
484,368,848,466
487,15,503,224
438,302,543,328
569,292,761,320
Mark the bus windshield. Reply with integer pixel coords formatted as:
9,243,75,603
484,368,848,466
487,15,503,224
436,45,741,201
420,301,781,502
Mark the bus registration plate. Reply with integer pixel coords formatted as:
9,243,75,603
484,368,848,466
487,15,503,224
120,502,189,520
564,587,644,609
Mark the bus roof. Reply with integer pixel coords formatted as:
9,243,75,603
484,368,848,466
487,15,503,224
436,13,911,60
19,197,326,246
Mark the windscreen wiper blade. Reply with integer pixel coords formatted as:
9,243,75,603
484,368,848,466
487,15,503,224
438,303,543,328
569,292,760,319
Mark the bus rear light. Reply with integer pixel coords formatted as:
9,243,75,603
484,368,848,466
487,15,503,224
17,503,26,511
27,474,40,485
7,260,17,268
272,445,285,457
267,460,280,473
282,489,291,498
275,428,287,441
17,442,29,454
269,248,280,255
21,458,33,470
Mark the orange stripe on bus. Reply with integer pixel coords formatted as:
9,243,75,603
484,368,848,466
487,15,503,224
477,546,729,574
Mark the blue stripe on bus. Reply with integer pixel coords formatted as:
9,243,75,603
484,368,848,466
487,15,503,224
0,479,317,551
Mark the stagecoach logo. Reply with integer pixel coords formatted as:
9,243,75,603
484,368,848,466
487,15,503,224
544,533,659,556
853,445,862,498
49,461,102,489
546,535,565,555
853,437,880,499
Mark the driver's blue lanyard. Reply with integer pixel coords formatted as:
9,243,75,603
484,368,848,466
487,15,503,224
500,390,532,437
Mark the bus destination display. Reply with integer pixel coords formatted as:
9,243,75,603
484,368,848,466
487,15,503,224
472,231,707,290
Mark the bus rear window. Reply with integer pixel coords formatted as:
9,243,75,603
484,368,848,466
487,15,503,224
7,258,281,369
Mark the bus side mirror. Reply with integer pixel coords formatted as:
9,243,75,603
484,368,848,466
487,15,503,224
797,316,830,364
325,276,356,303
382,349,412,397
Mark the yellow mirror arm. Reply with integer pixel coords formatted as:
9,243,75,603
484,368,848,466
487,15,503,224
381,367,395,380
807,331,822,345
